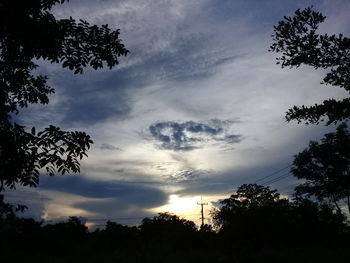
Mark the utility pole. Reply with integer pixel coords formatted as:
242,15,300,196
197,196,208,228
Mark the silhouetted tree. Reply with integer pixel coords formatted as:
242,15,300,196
40,216,88,253
0,210,348,262
44,216,88,235
140,212,197,235
0,0,128,190
199,223,214,233
212,183,348,256
292,123,350,212
0,194,27,219
212,184,289,233
270,7,350,125
139,213,200,259
216,183,281,211
291,197,347,238
100,220,139,248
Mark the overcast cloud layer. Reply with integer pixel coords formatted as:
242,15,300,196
5,0,350,226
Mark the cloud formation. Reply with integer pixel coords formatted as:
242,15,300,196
39,176,166,207
149,119,242,151
99,143,123,151
167,169,207,183
35,175,168,223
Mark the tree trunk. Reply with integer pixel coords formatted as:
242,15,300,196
331,194,342,213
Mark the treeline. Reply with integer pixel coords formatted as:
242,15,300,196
1,184,349,263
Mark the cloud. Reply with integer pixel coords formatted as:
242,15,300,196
27,0,275,130
3,188,50,220
99,143,123,151
149,119,242,151
36,175,168,224
166,169,209,183
39,176,167,208
73,198,151,224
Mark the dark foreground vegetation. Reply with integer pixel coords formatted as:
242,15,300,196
1,184,350,263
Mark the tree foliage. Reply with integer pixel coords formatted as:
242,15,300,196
139,212,198,253
212,184,347,248
0,198,348,262
212,184,287,232
270,7,350,125
0,0,129,190
292,123,350,212
0,194,27,219
140,212,197,234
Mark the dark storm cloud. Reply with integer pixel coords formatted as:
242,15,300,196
149,119,242,151
39,176,167,208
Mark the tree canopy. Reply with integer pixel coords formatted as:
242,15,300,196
270,7,350,125
1,186,349,262
140,212,197,235
212,184,347,248
0,0,128,190
292,123,350,212
212,184,288,232
217,183,281,210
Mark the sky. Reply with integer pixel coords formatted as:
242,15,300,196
4,0,350,228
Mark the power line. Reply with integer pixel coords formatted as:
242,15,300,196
254,164,293,184
262,172,292,186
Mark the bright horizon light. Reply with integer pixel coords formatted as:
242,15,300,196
149,194,222,226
